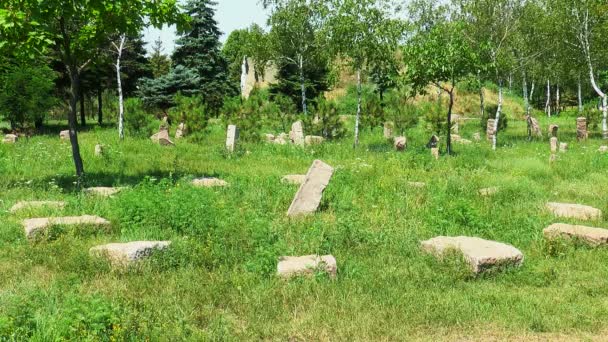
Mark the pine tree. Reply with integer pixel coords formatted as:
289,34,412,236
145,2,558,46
172,0,235,113
149,38,171,79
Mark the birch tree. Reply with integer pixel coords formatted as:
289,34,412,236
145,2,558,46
325,0,402,147
112,35,127,140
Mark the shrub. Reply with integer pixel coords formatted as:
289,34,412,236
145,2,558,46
168,94,209,141
124,98,157,137
221,96,261,142
0,63,57,130
305,98,346,140
384,90,420,136
423,101,447,135
361,96,385,131
481,105,509,132
264,93,297,132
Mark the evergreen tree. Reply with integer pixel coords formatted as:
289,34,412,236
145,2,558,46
149,38,171,78
138,65,200,113
172,0,235,113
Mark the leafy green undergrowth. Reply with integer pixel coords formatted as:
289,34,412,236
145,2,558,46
1,115,607,340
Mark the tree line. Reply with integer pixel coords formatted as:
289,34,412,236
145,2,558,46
1,0,607,183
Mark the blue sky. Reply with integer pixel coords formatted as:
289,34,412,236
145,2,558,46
142,0,269,55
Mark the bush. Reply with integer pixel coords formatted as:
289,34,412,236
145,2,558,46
481,105,508,132
221,95,262,143
124,98,157,137
305,98,346,140
423,101,447,135
361,96,385,131
264,93,297,133
385,91,419,136
168,95,209,141
0,63,57,130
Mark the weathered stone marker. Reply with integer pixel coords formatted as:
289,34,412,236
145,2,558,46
192,177,228,188
472,132,481,142
394,136,407,151
85,187,124,197
226,124,239,152
431,148,440,160
421,236,524,274
546,202,602,220
281,175,306,185
94,144,104,156
305,135,324,145
23,215,110,239
544,223,608,247
277,255,337,279
291,121,305,146
10,201,66,213
60,130,70,140
529,116,542,137
3,134,18,144
287,160,334,217
486,119,496,141
559,143,568,153
577,117,588,141
151,128,174,146
383,122,394,139
550,137,558,153
175,122,186,139
90,241,171,266
548,124,559,138
479,187,499,197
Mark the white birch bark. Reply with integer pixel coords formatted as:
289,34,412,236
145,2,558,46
578,76,583,114
354,68,362,147
493,82,503,151
545,80,551,117
299,54,307,116
529,81,535,114
240,56,248,98
114,35,126,140
556,84,560,115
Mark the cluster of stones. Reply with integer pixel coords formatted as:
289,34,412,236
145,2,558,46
263,121,324,148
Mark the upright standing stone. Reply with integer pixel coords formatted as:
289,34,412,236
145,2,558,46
431,147,440,160
528,116,542,137
3,134,18,144
175,122,186,139
383,122,394,139
550,137,559,153
549,124,559,138
226,125,239,152
287,160,334,217
451,114,460,134
577,117,588,141
151,128,174,146
559,143,568,153
291,121,305,146
60,130,70,140
486,119,496,141
94,144,104,156
394,136,407,151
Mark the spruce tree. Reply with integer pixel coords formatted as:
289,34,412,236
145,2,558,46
172,0,235,113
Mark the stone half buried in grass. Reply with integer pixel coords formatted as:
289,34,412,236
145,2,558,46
60,130,70,140
192,177,229,188
545,202,602,221
85,187,125,197
394,136,407,151
421,236,524,274
90,241,171,266
544,223,608,247
3,134,18,144
287,160,334,217
281,174,306,185
479,187,499,197
277,255,337,279
23,215,110,239
9,201,66,214
305,135,324,146
408,182,426,188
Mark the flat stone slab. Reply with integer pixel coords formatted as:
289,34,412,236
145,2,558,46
192,177,228,188
305,135,324,145
281,175,306,185
408,182,426,188
277,255,337,279
23,215,110,239
287,160,334,217
479,187,499,196
85,187,124,197
90,241,171,265
546,202,602,221
10,201,66,213
421,236,524,273
544,223,608,247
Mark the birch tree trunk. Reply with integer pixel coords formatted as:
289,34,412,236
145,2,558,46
580,9,608,138
556,84,560,115
545,80,551,117
578,76,583,114
115,35,126,140
299,54,307,116
478,71,485,118
493,81,503,151
354,68,362,148
529,81,535,114
240,56,248,98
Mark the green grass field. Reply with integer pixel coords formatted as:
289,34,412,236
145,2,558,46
1,109,608,340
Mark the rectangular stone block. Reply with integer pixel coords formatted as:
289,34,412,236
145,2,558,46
287,160,334,217
226,125,239,152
